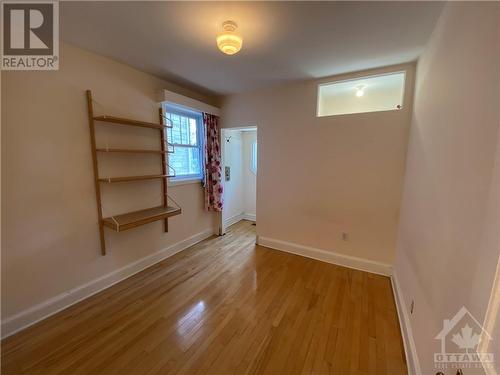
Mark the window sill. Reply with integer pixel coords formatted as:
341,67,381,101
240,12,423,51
168,178,202,187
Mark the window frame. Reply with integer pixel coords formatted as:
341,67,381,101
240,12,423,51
316,70,407,117
163,103,205,183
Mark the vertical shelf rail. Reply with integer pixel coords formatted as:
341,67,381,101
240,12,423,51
86,90,106,255
159,107,168,233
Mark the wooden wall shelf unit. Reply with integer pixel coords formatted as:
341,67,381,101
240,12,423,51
96,148,173,154
102,206,181,231
93,115,173,130
86,90,181,255
98,174,175,183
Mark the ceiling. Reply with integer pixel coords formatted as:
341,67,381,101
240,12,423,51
61,1,444,97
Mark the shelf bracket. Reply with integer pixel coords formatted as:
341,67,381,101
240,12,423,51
86,90,106,255
159,107,169,233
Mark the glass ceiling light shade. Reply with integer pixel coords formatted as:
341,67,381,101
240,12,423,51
217,21,242,55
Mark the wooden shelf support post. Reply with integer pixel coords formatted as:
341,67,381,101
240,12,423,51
86,90,106,255
159,107,169,233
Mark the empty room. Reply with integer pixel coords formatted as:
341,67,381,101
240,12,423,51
1,1,499,375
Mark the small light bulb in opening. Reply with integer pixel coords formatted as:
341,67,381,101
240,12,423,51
355,85,365,97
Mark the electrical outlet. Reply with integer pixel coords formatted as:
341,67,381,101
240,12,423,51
342,232,349,241
410,300,415,314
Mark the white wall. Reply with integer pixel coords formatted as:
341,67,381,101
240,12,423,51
221,129,257,227
222,130,244,226
242,131,257,219
1,43,217,335
222,63,415,267
394,3,500,374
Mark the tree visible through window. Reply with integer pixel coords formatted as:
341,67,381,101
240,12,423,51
164,105,204,181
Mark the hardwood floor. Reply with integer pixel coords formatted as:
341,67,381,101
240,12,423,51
1,221,407,374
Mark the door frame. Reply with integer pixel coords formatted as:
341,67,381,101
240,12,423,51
219,126,258,235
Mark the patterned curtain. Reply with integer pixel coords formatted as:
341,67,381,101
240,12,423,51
203,113,223,211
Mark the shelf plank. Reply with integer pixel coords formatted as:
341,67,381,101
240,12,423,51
102,205,181,231
99,174,174,183
94,115,172,130
96,148,172,154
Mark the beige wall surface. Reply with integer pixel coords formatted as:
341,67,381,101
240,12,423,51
395,3,500,374
222,63,415,265
1,43,216,320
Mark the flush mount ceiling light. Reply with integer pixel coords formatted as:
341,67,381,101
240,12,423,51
217,20,242,55
356,85,365,97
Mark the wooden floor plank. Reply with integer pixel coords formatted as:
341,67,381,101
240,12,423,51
1,221,407,374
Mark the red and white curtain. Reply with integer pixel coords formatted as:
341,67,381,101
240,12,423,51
203,113,223,211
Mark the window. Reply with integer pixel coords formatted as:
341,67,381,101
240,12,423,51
164,104,204,181
317,71,406,117
251,141,257,174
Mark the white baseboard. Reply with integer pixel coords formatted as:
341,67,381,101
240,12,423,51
1,228,214,339
391,272,421,375
224,212,255,228
258,236,392,276
243,213,256,221
224,213,245,228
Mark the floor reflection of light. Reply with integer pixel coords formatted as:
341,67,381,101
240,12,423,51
177,301,206,338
